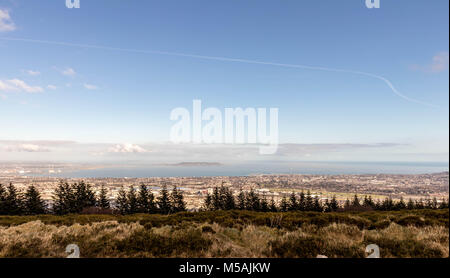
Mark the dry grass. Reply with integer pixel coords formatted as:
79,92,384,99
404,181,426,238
0,220,447,258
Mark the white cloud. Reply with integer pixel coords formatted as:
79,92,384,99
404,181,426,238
7,79,44,93
26,70,40,76
4,144,50,152
430,52,449,73
111,142,403,161
47,85,57,90
83,83,98,90
411,51,449,73
108,143,148,153
0,140,76,153
0,9,15,32
97,142,402,158
0,80,17,91
0,79,44,93
0,140,75,146
62,67,76,77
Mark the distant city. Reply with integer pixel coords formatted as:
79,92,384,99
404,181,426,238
1,162,447,210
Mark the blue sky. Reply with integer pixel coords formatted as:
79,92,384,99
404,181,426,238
0,0,448,164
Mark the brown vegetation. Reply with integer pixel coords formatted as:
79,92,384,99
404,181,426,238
0,209,447,258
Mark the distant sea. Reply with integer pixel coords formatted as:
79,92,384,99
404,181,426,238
37,161,449,178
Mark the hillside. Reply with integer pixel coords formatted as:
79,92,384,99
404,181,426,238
0,209,448,258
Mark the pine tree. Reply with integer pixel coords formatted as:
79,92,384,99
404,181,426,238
84,182,97,208
279,197,288,212
219,185,228,210
212,186,221,210
237,189,246,210
269,197,278,212
260,194,269,212
396,197,406,210
415,198,424,209
381,197,394,211
368,196,375,208
148,190,157,214
223,187,236,210
116,187,128,215
23,185,46,215
313,196,323,212
246,188,260,211
0,184,7,215
203,193,213,211
127,186,138,214
97,185,110,210
5,183,23,215
407,198,415,210
432,197,438,209
374,199,382,210
363,196,369,207
52,181,74,215
330,196,339,212
305,190,314,211
344,199,351,210
137,183,150,213
288,192,297,211
439,198,449,209
157,185,171,214
324,199,331,212
351,194,361,207
73,181,96,213
298,191,306,211
170,186,186,213
363,196,375,208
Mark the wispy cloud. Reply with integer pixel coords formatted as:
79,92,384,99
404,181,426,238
0,79,44,93
0,140,417,162
430,52,449,73
108,143,149,153
410,51,449,73
62,67,76,77
0,140,77,153
0,9,15,32
26,70,40,76
97,142,403,160
0,80,16,92
3,144,50,153
83,83,98,90
0,37,437,107
0,140,75,147
47,85,57,90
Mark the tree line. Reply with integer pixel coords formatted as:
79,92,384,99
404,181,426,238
0,182,185,215
0,182,448,216
203,186,449,212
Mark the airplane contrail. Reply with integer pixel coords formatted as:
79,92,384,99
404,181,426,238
0,37,437,108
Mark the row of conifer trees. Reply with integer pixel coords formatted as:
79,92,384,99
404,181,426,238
0,182,448,215
0,182,185,215
203,186,449,212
